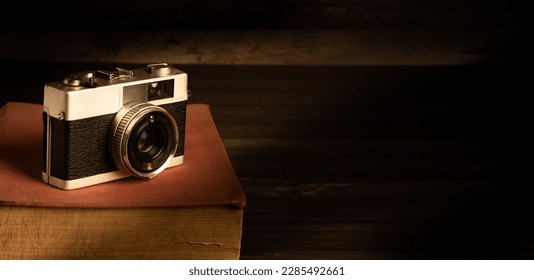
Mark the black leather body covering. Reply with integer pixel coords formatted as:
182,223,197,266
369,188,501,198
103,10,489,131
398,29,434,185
44,101,186,180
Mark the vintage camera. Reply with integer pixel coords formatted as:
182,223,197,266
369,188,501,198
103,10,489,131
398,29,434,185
42,63,188,190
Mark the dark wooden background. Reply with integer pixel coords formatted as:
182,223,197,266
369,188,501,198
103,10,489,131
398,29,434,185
1,0,531,259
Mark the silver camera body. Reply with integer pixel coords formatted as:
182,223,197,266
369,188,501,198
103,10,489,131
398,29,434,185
42,63,188,190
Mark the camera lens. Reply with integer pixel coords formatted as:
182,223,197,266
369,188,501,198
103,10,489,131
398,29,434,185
128,112,174,173
108,103,178,178
136,116,163,158
137,125,161,156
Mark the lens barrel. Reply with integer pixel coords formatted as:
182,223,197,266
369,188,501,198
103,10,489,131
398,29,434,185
108,102,179,178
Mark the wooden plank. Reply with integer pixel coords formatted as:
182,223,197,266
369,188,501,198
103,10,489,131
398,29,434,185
238,177,533,201
0,206,243,260
221,138,528,159
229,157,524,179
240,181,534,259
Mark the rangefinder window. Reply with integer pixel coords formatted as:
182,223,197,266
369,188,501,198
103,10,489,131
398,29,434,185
123,84,148,104
148,80,174,101
122,80,174,104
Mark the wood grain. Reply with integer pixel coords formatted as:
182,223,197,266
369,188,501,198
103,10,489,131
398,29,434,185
0,206,243,260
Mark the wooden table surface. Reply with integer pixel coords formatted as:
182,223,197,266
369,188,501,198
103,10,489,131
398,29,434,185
1,60,532,259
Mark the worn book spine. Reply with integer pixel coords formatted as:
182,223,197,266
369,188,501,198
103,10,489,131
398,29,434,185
0,205,243,260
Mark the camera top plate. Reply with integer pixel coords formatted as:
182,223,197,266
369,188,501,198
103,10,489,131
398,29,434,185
60,63,177,89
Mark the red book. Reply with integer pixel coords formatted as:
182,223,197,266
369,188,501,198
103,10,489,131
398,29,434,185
0,102,246,259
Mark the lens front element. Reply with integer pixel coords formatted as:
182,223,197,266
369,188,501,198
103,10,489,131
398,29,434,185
109,103,179,178
137,120,163,158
